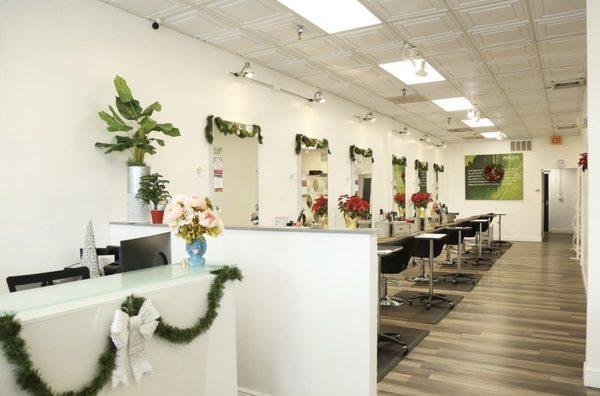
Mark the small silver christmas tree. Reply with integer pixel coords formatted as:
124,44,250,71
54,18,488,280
81,220,101,278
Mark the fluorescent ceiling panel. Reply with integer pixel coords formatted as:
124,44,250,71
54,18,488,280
462,118,495,127
276,0,381,34
480,131,506,140
431,97,473,112
379,60,445,85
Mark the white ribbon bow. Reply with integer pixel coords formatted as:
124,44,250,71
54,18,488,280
110,299,160,387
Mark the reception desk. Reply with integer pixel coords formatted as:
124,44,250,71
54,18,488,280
0,264,238,395
110,222,379,396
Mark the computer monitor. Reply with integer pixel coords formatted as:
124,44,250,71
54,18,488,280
120,232,171,273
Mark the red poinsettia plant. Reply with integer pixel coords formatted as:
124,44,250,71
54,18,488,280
410,192,432,210
579,152,588,172
311,195,328,217
483,163,505,183
393,192,405,209
338,194,370,219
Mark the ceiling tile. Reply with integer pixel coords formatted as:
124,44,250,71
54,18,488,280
336,25,401,51
438,62,489,79
530,0,585,20
541,50,586,69
365,0,448,21
414,33,473,56
549,101,581,113
391,12,461,41
539,34,586,55
468,22,532,48
457,0,528,30
480,42,536,61
109,0,188,17
205,0,285,26
412,81,462,98
288,37,347,58
249,15,323,44
270,60,324,78
514,103,549,115
507,89,547,105
488,56,539,74
453,75,502,96
534,13,586,40
163,7,234,39
544,65,586,84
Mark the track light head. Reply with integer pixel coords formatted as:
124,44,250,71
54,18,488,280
297,24,304,40
311,90,326,103
364,112,376,122
415,59,428,77
151,18,161,30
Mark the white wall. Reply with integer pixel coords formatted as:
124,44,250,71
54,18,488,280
547,168,577,233
585,0,600,388
440,137,585,241
0,0,440,286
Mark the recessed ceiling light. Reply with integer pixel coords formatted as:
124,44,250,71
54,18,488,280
462,118,495,128
276,0,381,34
480,131,506,140
432,97,473,112
379,60,445,85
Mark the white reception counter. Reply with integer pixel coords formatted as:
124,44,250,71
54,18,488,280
0,263,238,395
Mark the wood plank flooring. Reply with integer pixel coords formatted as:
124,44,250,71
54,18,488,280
378,233,600,396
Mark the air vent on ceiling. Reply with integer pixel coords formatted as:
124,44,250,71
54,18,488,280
447,127,474,133
510,140,532,152
463,134,483,140
387,93,426,104
557,124,578,130
550,78,586,90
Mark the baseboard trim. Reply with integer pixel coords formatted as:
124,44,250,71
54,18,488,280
503,236,543,242
584,363,600,388
238,387,271,396
548,229,573,233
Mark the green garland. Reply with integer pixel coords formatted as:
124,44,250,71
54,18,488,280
204,115,263,144
433,163,444,173
392,155,406,166
349,145,374,162
295,134,331,155
0,266,242,396
415,159,428,172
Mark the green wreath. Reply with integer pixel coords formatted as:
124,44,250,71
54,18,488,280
204,115,263,144
295,134,331,154
415,159,428,172
0,266,242,396
433,163,444,173
392,155,407,166
349,145,374,162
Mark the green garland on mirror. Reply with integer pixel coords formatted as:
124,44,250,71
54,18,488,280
0,266,242,396
415,159,428,172
294,134,331,155
349,145,374,162
392,155,407,166
433,163,444,173
204,115,263,144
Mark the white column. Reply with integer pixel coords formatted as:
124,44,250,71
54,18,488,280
585,1,600,388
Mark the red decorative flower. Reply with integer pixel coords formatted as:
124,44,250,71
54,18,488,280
579,152,588,172
311,195,328,217
393,192,405,209
338,194,370,219
410,192,432,210
483,164,504,183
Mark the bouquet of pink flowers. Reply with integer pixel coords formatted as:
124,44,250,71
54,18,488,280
165,195,224,243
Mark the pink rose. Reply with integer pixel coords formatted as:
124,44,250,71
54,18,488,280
187,196,207,211
164,202,183,223
198,210,219,229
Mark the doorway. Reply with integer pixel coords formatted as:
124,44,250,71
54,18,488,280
542,168,578,237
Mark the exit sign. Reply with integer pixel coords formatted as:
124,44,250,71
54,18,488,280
551,135,562,145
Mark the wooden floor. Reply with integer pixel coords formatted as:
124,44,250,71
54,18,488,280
378,233,599,396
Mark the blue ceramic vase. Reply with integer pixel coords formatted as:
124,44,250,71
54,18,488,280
185,236,207,267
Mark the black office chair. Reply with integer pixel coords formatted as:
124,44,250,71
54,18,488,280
379,236,417,306
6,267,90,293
479,214,502,255
464,219,494,267
408,231,454,308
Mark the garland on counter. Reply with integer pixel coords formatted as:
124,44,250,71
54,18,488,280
204,115,263,144
579,152,588,172
295,134,331,155
392,155,406,166
0,266,242,396
349,145,374,162
414,159,428,172
433,163,444,173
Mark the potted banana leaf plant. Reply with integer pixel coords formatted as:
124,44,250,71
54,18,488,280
95,75,180,222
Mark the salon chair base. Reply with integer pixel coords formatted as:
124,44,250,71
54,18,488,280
378,333,409,353
441,272,476,284
407,293,455,310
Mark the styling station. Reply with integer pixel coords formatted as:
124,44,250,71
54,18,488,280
1,1,597,396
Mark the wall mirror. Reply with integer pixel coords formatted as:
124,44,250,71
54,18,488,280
392,156,406,218
298,148,329,226
350,147,373,215
209,123,259,228
434,164,444,202
415,160,428,194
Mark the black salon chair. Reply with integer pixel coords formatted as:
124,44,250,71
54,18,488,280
408,230,454,308
440,225,476,284
379,236,417,306
6,267,90,293
479,215,502,255
464,219,494,267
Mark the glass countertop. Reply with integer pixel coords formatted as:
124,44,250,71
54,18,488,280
0,263,229,318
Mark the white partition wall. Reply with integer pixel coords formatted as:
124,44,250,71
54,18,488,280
110,224,378,396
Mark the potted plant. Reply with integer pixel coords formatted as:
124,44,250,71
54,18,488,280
411,192,432,218
338,194,370,229
135,173,171,224
165,195,224,267
311,195,328,228
95,75,180,222
393,192,405,218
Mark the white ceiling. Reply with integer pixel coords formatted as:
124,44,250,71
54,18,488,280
102,0,587,142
